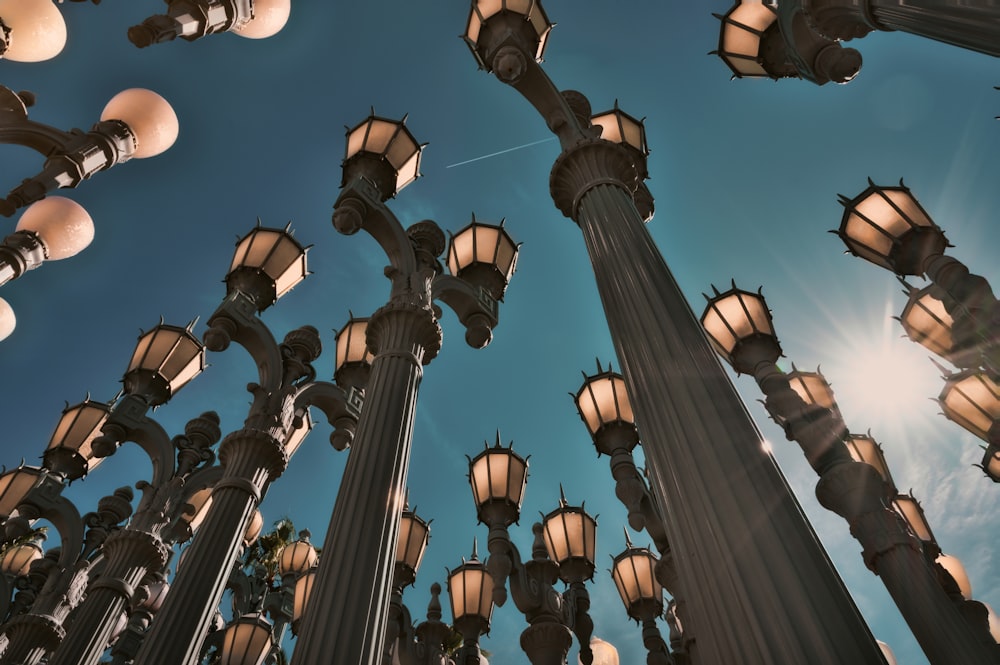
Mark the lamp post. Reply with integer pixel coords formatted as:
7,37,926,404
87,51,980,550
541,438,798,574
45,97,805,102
467,439,597,665
128,0,291,49
448,544,494,665
714,0,1000,85
609,533,672,665
290,112,517,665
700,282,999,664
127,223,361,665
464,2,884,662
0,85,178,217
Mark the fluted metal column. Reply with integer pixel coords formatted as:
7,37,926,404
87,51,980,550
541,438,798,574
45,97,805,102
133,430,284,665
291,302,441,665
556,166,884,662
46,530,169,665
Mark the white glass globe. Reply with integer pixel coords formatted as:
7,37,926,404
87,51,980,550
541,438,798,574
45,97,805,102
16,197,94,260
0,0,66,62
100,89,179,159
234,0,290,39
0,298,15,341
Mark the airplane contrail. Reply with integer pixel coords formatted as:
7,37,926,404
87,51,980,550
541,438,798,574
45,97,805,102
446,136,557,169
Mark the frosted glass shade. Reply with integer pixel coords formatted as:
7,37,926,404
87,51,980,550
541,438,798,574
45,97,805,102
701,284,780,373
125,323,205,403
447,219,519,300
541,502,597,580
219,614,273,665
0,0,66,62
278,535,317,577
228,226,308,305
468,442,528,526
447,554,494,627
938,369,1000,441
234,0,290,39
0,539,43,576
101,89,179,159
44,398,111,479
611,544,661,619
0,298,14,342
292,568,316,626
715,1,777,78
16,197,93,260
575,367,635,437
0,466,42,519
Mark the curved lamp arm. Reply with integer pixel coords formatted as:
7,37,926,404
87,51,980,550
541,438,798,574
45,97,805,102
204,290,284,400
431,274,498,349
332,176,419,279
0,87,76,154
92,395,178,490
290,381,362,452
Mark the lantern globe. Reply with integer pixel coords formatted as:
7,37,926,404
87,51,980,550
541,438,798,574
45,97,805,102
844,433,893,489
468,440,528,527
0,0,67,62
447,551,494,637
233,0,290,39
837,180,947,276
938,369,1000,442
541,501,597,583
892,493,935,545
42,398,111,480
447,219,519,301
342,114,423,199
574,363,638,455
16,197,94,261
395,508,430,588
610,542,662,621
0,538,44,576
124,323,205,405
0,298,14,342
334,317,373,390
0,466,43,519
700,285,780,374
714,1,777,78
226,226,308,310
935,553,973,599
582,637,620,665
100,88,178,159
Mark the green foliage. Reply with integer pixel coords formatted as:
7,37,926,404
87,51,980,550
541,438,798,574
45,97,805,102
242,517,295,584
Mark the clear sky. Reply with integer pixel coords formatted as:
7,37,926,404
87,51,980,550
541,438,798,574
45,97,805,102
1,2,998,664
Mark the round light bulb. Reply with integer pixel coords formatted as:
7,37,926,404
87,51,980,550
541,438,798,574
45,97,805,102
16,197,94,260
233,0,290,39
0,298,15,342
100,89,179,159
0,0,67,62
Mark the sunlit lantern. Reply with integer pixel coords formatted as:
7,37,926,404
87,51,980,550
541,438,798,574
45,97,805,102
701,283,780,374
592,104,648,160
447,546,494,636
574,361,637,454
892,493,935,545
395,506,430,587
292,567,316,631
42,398,111,480
468,438,528,527
785,367,839,413
581,638,619,665
937,369,1000,442
100,88,179,159
844,433,894,488
447,218,519,301
279,531,318,578
936,553,972,599
227,225,308,310
16,197,94,261
837,179,947,276
218,613,273,665
0,535,44,576
713,1,778,78
334,316,373,377
463,0,552,67
233,0,290,39
0,465,42,519
124,322,205,405
610,537,662,621
541,494,597,582
0,0,67,62
343,114,423,198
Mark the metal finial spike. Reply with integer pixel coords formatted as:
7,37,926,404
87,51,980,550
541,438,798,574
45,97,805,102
470,538,479,560
255,216,263,227
837,194,852,206
595,357,602,372
711,284,722,296
558,483,568,506
623,526,633,548
186,317,199,332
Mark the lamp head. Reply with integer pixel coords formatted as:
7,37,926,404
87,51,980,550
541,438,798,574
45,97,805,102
100,88,178,159
447,217,519,301
342,113,423,199
574,360,638,455
233,0,290,39
700,283,780,374
123,321,205,406
16,197,94,261
467,436,528,527
463,0,552,78
226,224,308,311
0,0,67,62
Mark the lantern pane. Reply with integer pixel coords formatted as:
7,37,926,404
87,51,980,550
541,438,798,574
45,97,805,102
466,11,482,44
346,122,367,160
495,233,517,278
621,118,643,153
722,22,762,60
128,332,154,373
47,400,110,468
845,435,890,483
473,226,501,265
893,496,933,542
363,119,398,155
220,616,272,665
396,151,421,192
268,249,307,299
183,487,214,532
941,372,1000,439
787,372,836,411
901,288,953,357
335,319,372,370
449,229,476,274
477,0,503,20
244,510,264,546
0,468,42,518
284,408,313,459
293,570,316,623
592,113,623,144
385,130,419,171
507,0,531,14
239,230,280,271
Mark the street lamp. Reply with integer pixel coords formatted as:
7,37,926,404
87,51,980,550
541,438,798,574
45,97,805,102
937,368,1000,482
128,0,291,48
448,544,494,665
610,534,671,665
0,85,178,217
464,2,886,661
715,0,1000,85
40,397,111,481
0,0,67,62
701,281,1000,664
218,613,273,665
291,111,516,665
0,197,94,288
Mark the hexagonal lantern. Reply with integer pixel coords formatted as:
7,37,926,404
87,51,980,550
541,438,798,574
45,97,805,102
541,491,597,583
980,446,1000,482
938,368,1000,442
343,113,423,199
610,534,662,622
574,360,638,455
844,433,894,489
124,322,205,406
0,465,43,520
713,1,780,78
395,505,430,588
226,225,308,311
900,282,984,369
447,544,494,639
892,493,936,546
468,437,528,527
837,179,947,276
700,283,780,375
463,0,553,70
447,217,519,301
42,398,111,480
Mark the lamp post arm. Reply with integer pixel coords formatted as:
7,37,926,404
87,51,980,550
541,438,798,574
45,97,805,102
128,0,253,48
92,395,178,490
290,380,362,452
204,290,285,399
0,87,77,156
14,475,85,572
431,274,498,350
775,0,864,85
333,177,419,278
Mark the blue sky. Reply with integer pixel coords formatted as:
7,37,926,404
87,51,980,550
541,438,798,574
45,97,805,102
1,2,999,663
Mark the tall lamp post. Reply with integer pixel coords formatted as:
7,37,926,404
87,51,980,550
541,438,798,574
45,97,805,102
463,3,884,662
290,113,518,665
